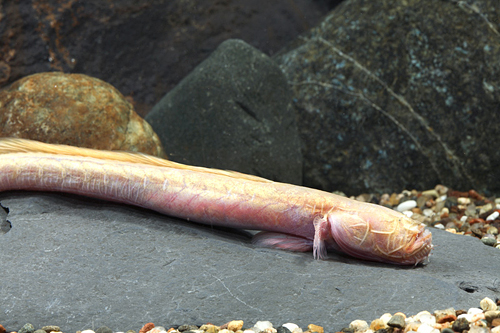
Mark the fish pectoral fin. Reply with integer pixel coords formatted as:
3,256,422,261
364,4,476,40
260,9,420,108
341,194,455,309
313,215,331,260
252,232,313,253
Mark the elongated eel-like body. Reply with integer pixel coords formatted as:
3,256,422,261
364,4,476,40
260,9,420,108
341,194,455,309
0,138,432,265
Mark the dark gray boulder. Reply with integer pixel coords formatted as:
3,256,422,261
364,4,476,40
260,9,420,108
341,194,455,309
274,0,500,195
1,192,498,332
146,39,302,185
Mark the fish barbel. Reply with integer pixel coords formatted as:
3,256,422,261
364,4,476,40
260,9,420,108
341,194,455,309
0,138,432,265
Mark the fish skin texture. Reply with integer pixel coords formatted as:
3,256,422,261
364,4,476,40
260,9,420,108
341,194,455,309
0,138,432,265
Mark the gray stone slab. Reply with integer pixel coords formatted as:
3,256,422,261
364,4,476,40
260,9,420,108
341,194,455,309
1,192,498,332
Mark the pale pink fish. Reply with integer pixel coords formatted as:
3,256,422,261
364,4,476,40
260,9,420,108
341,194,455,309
0,138,432,265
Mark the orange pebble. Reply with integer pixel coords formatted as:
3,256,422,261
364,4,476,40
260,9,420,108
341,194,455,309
469,218,485,225
469,190,483,200
140,323,155,333
308,324,324,333
0,324,5,333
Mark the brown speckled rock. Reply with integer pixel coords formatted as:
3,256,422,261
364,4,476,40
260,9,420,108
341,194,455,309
0,72,165,157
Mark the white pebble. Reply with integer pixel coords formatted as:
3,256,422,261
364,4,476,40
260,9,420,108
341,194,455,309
423,208,435,217
492,326,500,333
460,215,468,222
380,313,392,324
437,195,447,202
486,211,500,221
458,197,471,205
397,200,417,212
416,323,438,333
403,211,414,218
458,307,483,322
480,297,498,311
254,321,274,332
468,307,484,315
434,223,445,230
282,324,302,333
350,320,369,333
413,311,432,322
419,313,436,326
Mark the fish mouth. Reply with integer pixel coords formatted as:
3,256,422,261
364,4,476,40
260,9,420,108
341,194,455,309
406,227,433,264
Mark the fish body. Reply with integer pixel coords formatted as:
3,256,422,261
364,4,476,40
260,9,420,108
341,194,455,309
0,138,432,265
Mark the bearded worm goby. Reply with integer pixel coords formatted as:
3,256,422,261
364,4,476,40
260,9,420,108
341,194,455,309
0,138,432,265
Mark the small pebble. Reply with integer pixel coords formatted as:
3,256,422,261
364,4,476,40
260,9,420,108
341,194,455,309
485,310,500,323
458,197,471,205
253,322,274,333
481,236,497,246
487,211,500,221
452,317,470,332
281,324,298,333
349,320,368,333
417,324,439,333
307,324,323,333
419,312,437,326
96,327,113,333
434,308,456,323
369,319,386,331
422,189,439,198
397,200,417,212
387,313,405,328
379,313,392,325
149,328,167,333
227,321,244,332
140,324,155,333
41,327,61,333
19,324,35,333
488,226,499,235
480,297,498,311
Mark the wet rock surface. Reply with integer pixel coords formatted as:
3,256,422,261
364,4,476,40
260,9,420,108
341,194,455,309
0,72,165,156
274,0,500,196
1,192,499,332
146,39,302,184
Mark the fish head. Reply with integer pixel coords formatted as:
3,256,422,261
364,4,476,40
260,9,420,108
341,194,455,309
327,204,433,265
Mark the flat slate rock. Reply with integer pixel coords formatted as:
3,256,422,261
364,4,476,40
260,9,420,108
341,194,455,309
1,193,498,332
